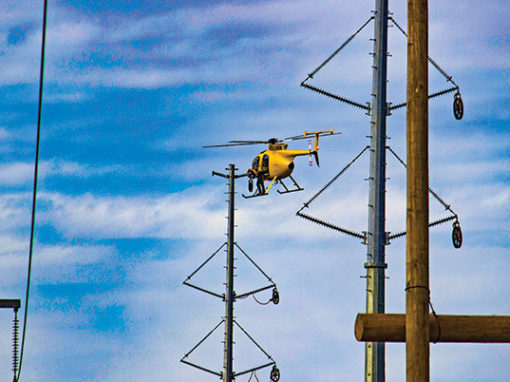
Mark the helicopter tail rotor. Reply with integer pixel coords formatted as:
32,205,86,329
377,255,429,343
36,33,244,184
307,138,320,167
312,151,320,167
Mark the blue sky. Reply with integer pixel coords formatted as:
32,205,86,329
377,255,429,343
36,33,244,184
0,0,509,381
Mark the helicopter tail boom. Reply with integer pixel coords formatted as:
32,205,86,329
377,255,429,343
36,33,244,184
303,128,338,152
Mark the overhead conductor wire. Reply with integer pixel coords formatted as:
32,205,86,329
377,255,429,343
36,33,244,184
17,0,49,380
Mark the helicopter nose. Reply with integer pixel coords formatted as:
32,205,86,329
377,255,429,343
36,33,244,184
288,162,294,170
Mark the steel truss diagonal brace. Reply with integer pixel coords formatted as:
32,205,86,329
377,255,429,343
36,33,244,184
386,146,458,216
385,146,459,241
184,242,226,282
304,16,375,81
181,319,225,377
234,320,275,362
301,17,374,111
233,243,277,300
234,243,276,285
182,242,227,299
389,17,458,86
299,145,370,209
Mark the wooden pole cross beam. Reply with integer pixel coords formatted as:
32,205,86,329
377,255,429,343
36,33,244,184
355,313,510,343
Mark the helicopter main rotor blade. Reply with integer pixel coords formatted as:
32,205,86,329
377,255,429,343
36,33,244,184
282,131,342,141
203,141,267,148
203,131,341,148
228,140,270,144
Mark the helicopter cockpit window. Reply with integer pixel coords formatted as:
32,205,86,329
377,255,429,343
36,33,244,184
252,156,260,171
262,154,269,172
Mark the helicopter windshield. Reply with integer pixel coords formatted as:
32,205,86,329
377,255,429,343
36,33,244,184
262,154,269,172
252,156,260,171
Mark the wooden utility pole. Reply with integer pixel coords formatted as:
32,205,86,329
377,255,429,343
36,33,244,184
406,0,429,380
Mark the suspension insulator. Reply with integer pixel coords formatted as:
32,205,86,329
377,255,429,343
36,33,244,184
453,92,464,120
12,309,19,377
270,365,280,382
452,221,462,249
248,178,254,192
271,288,279,305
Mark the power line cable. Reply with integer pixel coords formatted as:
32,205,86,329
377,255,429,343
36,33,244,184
16,0,48,380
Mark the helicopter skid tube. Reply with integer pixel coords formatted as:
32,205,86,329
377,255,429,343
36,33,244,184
242,192,268,199
277,175,304,194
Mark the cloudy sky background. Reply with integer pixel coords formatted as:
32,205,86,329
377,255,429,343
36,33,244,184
0,0,509,381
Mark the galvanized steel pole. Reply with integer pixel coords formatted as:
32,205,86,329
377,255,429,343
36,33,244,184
223,164,236,382
406,0,430,380
365,0,389,381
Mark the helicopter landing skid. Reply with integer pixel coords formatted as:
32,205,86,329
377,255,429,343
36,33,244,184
242,191,267,199
277,175,304,194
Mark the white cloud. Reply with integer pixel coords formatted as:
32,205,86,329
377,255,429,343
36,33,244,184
44,91,91,103
0,193,31,231
40,189,227,240
0,160,125,185
0,162,34,185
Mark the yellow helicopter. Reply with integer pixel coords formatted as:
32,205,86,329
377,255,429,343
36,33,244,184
204,129,341,198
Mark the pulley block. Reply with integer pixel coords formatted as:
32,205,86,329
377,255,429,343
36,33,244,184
453,92,464,120
271,288,280,305
452,220,462,249
248,178,254,192
270,365,280,382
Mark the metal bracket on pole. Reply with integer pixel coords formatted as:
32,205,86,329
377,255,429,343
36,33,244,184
0,300,20,310
0,299,21,382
